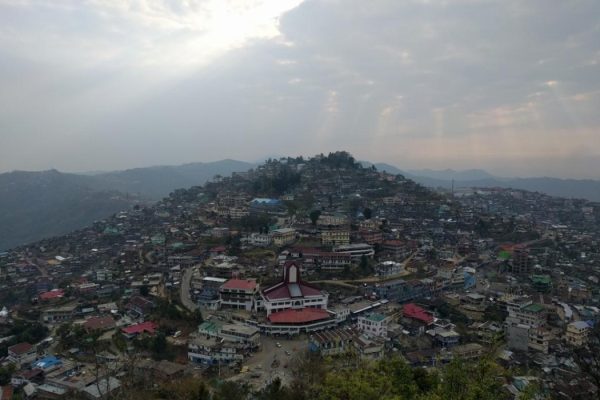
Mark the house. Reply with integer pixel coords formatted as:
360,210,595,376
353,334,385,360
41,304,77,323
309,328,355,356
357,313,389,337
83,316,116,333
136,359,186,380
188,336,245,365
121,321,158,339
219,279,259,311
125,296,154,318
271,228,296,247
565,321,590,346
32,356,63,372
7,342,36,367
81,377,121,399
375,261,404,278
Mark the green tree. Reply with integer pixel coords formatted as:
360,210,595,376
310,210,321,225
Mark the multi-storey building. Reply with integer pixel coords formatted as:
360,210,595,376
321,230,350,246
271,228,296,247
358,313,389,337
565,321,590,346
219,279,259,311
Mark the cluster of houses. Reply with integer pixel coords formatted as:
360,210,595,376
0,153,599,398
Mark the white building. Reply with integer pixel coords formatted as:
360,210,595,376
242,233,272,247
358,313,389,337
333,243,375,259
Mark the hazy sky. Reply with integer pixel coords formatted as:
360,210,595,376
1,0,599,178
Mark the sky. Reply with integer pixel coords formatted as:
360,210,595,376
1,0,599,178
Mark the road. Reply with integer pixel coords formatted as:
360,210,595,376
229,335,307,389
180,267,198,311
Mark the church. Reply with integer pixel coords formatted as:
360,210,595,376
260,261,329,318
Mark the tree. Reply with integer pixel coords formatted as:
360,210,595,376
363,207,373,220
151,332,167,360
310,210,321,226
139,285,149,297
359,255,371,274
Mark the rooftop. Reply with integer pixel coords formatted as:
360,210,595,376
268,308,330,325
221,279,257,291
403,303,434,324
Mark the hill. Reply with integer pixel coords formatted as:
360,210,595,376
89,159,256,200
0,160,257,250
0,170,138,250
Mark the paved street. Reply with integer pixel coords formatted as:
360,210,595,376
180,266,198,311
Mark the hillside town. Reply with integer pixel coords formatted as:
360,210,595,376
0,152,599,399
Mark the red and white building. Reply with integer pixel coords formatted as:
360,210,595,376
261,261,328,316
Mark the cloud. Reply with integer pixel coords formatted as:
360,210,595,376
0,0,599,178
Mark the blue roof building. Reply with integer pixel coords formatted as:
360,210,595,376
33,355,62,371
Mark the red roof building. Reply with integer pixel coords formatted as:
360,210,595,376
403,303,434,325
267,308,330,325
261,261,328,316
121,321,158,337
221,279,257,291
220,279,260,311
39,289,65,301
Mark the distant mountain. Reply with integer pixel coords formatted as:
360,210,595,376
0,170,139,250
90,159,257,199
405,168,496,181
366,162,600,202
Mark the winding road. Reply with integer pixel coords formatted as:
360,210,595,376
180,267,198,311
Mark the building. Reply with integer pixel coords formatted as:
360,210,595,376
357,313,389,337
219,279,259,311
41,304,77,324
321,230,351,246
271,228,296,247
375,261,404,278
511,246,531,275
242,233,272,247
309,328,356,356
188,336,245,365
353,334,385,360
83,316,116,333
565,321,590,346
7,343,36,367
359,230,384,245
197,277,227,310
333,243,375,259
125,296,155,318
261,262,328,316
219,324,261,347
506,303,546,328
249,198,285,214
121,321,158,339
